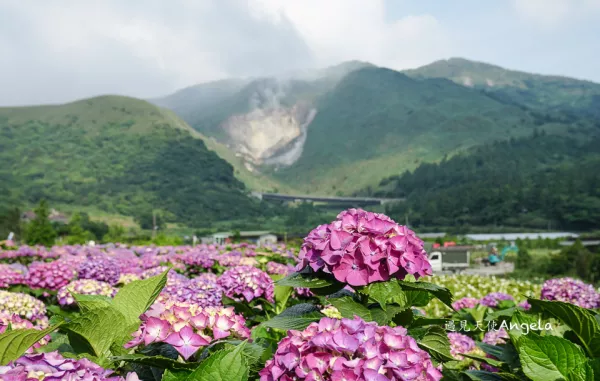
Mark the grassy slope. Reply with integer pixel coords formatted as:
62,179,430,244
404,58,600,119
0,96,263,226
273,67,566,195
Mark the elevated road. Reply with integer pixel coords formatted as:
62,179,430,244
251,192,404,206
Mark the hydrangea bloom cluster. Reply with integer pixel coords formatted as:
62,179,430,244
451,297,479,311
0,290,47,325
118,273,141,284
479,293,514,308
0,312,50,352
0,351,140,380
216,254,258,267
78,253,121,285
266,261,292,275
158,277,222,307
217,266,274,303
297,209,432,286
448,333,476,360
0,264,24,288
25,260,76,290
259,316,442,381
178,251,215,271
483,329,509,345
540,277,600,309
57,279,117,306
126,300,249,360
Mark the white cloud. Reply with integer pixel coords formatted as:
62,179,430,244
512,0,600,27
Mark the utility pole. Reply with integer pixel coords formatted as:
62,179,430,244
152,211,157,239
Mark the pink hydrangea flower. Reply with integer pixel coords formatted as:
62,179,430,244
452,297,479,311
297,209,432,286
259,316,442,381
126,300,250,361
25,260,76,290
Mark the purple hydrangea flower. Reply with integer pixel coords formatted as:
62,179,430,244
479,293,514,308
540,277,600,309
259,316,442,381
266,261,293,276
26,260,76,290
0,351,139,380
448,332,476,360
483,328,509,345
158,276,222,307
452,297,479,311
57,279,117,306
297,209,432,287
0,264,24,288
78,253,121,285
217,266,274,303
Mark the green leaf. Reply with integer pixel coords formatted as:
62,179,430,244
113,270,169,326
356,280,407,310
517,334,588,381
273,285,292,314
416,325,454,362
369,305,408,326
0,322,63,365
275,270,346,295
463,370,523,381
188,344,249,381
328,296,371,321
162,369,192,381
72,294,113,312
63,306,128,357
461,353,505,368
111,354,197,370
404,290,435,307
261,304,324,330
567,361,595,381
398,281,454,310
528,298,600,357
477,342,520,370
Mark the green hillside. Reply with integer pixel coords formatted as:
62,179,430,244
405,57,600,120
0,96,263,226
379,131,600,231
273,67,581,194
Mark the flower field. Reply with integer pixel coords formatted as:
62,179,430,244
0,209,599,380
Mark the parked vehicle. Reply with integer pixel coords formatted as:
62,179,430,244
428,246,472,273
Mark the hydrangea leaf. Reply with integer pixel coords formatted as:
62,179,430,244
110,354,197,370
275,270,341,291
369,305,408,326
72,293,113,312
404,290,435,307
517,334,587,381
461,353,504,368
162,369,192,381
0,322,63,365
328,296,372,321
63,306,128,357
528,298,600,357
112,269,169,326
187,344,249,381
415,325,454,362
398,281,454,310
356,280,407,310
261,303,324,330
567,361,595,381
273,284,293,314
463,370,523,380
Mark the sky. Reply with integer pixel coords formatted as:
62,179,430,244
0,0,599,106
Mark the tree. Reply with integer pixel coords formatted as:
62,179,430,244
25,200,57,247
0,207,22,241
103,224,126,243
65,213,95,245
515,247,532,270
134,211,165,231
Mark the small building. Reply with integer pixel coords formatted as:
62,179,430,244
205,231,278,246
21,209,69,224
